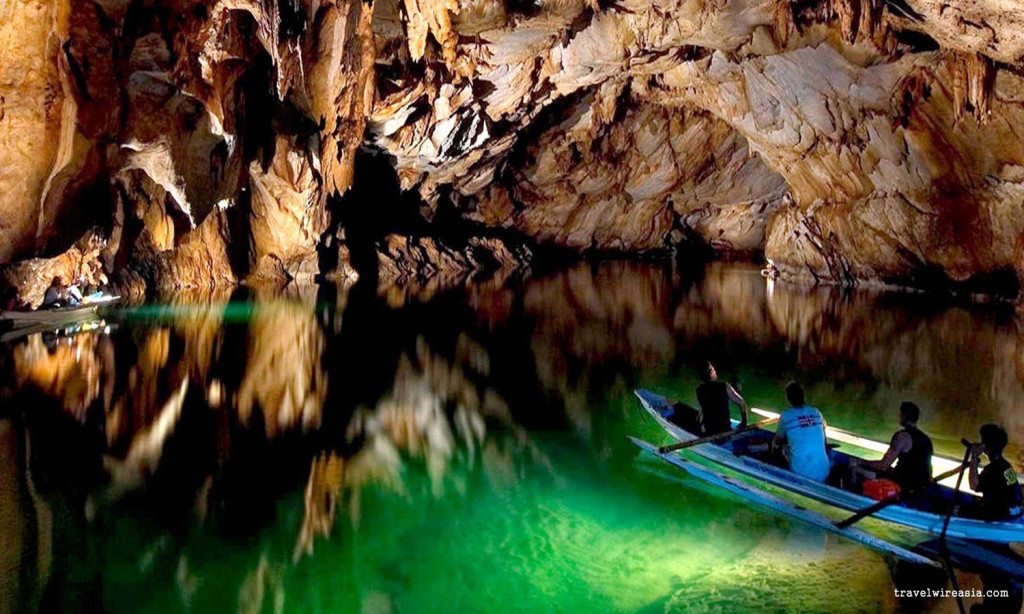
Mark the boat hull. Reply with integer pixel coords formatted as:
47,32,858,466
1,295,119,328
630,435,938,566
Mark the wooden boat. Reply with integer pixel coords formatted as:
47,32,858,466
634,388,1024,544
1,295,119,328
630,436,938,566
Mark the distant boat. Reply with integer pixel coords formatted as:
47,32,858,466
633,388,1024,544
1,294,120,328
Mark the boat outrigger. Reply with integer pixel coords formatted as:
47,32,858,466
629,436,939,566
632,389,1024,545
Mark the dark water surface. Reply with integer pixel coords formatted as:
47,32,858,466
2,262,1023,613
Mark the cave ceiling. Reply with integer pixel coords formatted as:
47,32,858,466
2,0,1024,298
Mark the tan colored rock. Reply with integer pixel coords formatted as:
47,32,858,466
154,209,237,291
468,98,786,252
899,0,1024,64
0,0,74,263
247,136,327,282
649,42,1024,288
376,234,532,300
0,230,108,308
307,0,377,197
4,0,1024,295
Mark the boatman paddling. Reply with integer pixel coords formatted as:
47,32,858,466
773,382,830,482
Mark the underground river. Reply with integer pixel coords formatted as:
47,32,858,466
1,261,1022,612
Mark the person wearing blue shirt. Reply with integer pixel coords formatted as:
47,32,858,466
773,382,830,482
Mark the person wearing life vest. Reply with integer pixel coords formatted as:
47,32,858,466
968,424,1023,521
852,401,933,492
663,361,749,437
694,362,750,436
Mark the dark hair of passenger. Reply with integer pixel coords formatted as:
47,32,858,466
899,401,920,423
785,381,805,407
699,362,715,382
980,424,1009,457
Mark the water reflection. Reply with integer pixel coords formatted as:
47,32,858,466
2,261,1024,611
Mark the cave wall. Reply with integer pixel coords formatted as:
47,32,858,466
2,0,1024,299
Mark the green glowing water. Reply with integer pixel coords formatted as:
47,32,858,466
85,388,900,614
4,262,1022,613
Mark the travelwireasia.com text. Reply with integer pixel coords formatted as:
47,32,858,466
894,588,1010,599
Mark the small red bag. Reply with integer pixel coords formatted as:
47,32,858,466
863,478,901,501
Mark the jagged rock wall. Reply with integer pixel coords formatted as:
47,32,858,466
652,43,1024,287
466,101,787,252
2,0,1024,297
0,0,76,263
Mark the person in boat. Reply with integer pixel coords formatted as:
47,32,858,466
772,382,830,482
41,276,83,309
851,401,933,492
664,362,749,436
695,362,749,436
967,424,1023,521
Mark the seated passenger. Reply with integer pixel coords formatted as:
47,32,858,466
968,424,1023,521
773,382,830,482
853,401,933,491
41,275,83,309
42,276,67,308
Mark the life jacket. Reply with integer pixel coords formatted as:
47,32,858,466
980,458,1024,520
696,381,730,435
891,426,933,490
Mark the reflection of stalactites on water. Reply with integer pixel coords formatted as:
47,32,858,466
236,301,327,438
104,328,185,452
672,264,773,347
293,333,552,560
523,261,677,430
0,418,53,613
761,275,1024,438
103,379,189,498
13,332,112,422
673,263,1024,444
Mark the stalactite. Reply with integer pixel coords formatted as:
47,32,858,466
966,52,994,123
892,66,930,129
773,0,792,49
834,0,886,45
836,0,860,44
874,13,898,56
402,0,460,66
947,51,969,125
945,50,995,125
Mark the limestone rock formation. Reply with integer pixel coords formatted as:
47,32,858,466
376,234,532,297
2,0,1024,297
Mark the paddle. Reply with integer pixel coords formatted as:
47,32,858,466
835,439,972,530
657,416,779,454
940,439,975,542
